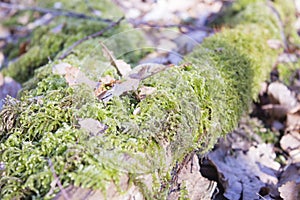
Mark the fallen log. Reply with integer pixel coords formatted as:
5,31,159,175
0,0,295,199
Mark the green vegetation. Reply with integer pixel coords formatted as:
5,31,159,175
0,0,289,199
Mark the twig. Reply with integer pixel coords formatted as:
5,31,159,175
129,20,213,33
58,16,125,60
266,0,288,51
48,159,71,200
0,2,113,23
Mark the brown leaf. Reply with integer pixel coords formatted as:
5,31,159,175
98,77,140,102
279,181,300,200
280,132,300,163
64,66,97,89
268,82,297,109
100,42,132,77
98,63,170,102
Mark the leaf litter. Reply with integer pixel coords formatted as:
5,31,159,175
201,51,300,199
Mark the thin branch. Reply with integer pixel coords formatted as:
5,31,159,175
59,16,125,60
48,159,71,200
266,0,288,51
129,20,213,33
0,2,113,23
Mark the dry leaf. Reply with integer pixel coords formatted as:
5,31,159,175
138,86,156,100
280,131,300,163
208,143,280,200
0,75,21,110
65,67,80,86
52,62,72,75
98,63,170,102
95,75,118,98
286,105,300,132
268,82,297,109
100,42,132,77
64,66,97,89
78,118,108,136
100,75,117,86
279,181,300,200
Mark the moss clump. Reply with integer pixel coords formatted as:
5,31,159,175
0,0,290,199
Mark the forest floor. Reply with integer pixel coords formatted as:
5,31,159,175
0,0,300,199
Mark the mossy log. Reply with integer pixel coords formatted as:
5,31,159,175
0,0,294,199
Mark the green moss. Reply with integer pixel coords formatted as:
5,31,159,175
277,60,300,85
38,0,123,19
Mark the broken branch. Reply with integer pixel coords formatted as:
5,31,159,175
59,16,125,59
